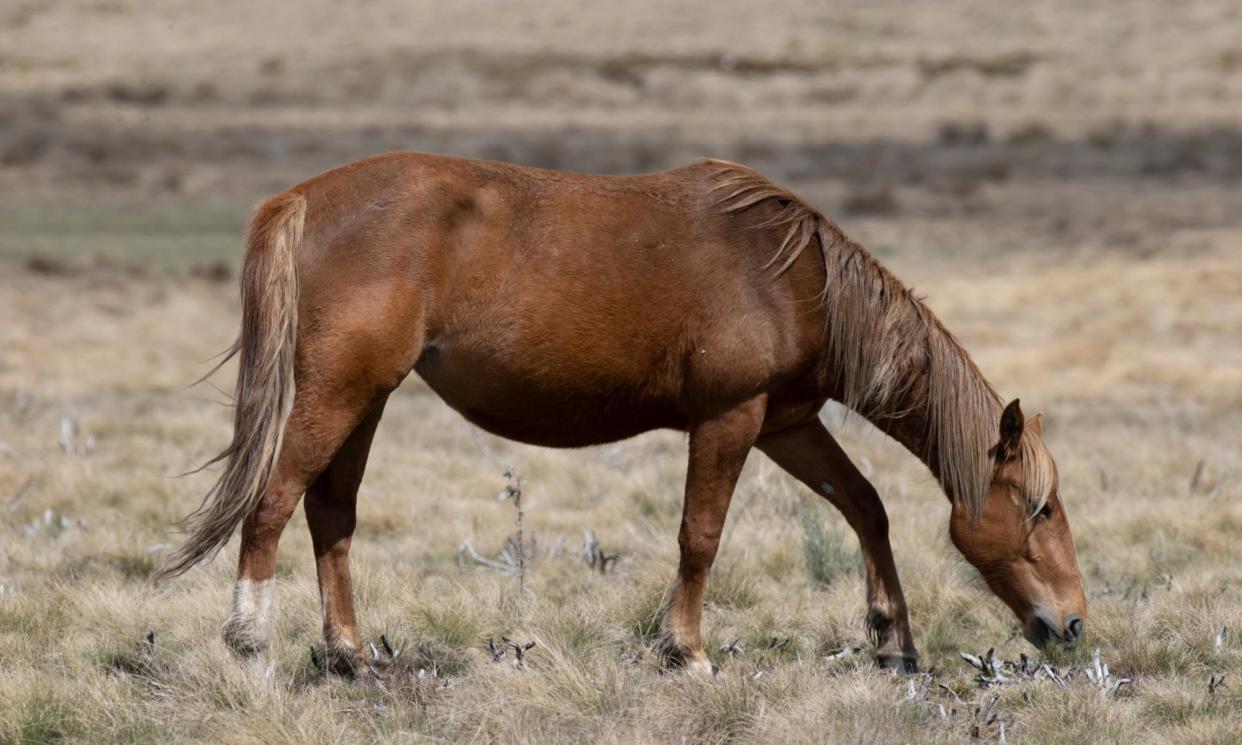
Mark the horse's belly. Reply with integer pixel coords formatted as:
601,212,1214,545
413,339,683,448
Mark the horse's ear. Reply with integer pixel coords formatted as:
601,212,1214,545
1029,411,1044,436
992,398,1024,462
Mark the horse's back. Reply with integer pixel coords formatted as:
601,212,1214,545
283,152,825,445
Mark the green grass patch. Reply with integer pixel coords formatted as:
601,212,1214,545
1,694,81,745
0,202,243,273
798,499,858,587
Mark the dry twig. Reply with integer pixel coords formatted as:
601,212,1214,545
719,637,744,658
457,540,520,574
822,645,862,662
581,529,620,574
503,636,536,668
1208,674,1226,695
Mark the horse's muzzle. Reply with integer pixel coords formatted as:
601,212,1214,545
1026,612,1084,647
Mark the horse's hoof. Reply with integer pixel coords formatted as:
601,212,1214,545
877,653,919,674
221,621,268,659
666,655,716,677
325,652,366,678
686,656,718,677
655,635,716,676
314,640,366,678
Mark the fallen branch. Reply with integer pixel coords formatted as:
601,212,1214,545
719,638,744,658
503,636,536,668
1084,648,1131,698
457,540,519,574
1208,674,1226,695
901,673,933,703
488,638,506,663
581,529,620,574
822,645,862,662
960,648,1008,686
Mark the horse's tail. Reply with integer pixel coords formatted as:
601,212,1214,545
156,191,306,581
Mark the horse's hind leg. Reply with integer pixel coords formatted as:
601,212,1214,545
302,394,389,675
757,418,918,672
221,386,385,658
222,326,413,659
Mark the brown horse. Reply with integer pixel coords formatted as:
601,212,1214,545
159,153,1086,674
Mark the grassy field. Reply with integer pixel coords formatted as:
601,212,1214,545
3,2,1242,743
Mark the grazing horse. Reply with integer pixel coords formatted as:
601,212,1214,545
158,153,1086,674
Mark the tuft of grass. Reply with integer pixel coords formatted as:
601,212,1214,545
1,694,79,745
416,604,480,652
106,553,158,582
622,577,668,643
536,609,609,662
798,500,858,587
669,676,768,743
705,563,762,610
0,606,40,637
406,605,481,677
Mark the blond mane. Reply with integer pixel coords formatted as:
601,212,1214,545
707,160,1052,519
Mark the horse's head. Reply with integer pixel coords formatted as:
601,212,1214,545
948,399,1087,648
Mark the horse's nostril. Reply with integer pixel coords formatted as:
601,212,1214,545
1066,615,1084,642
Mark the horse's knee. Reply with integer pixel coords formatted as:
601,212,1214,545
677,529,721,572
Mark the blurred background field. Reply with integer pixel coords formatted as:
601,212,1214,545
1,2,1240,743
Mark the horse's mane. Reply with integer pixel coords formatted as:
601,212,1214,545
706,159,1052,519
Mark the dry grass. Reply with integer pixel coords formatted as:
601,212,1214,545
4,0,1242,206
3,1,1242,742
1,240,1239,743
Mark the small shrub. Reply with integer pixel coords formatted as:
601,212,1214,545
705,563,761,610
405,605,482,677
799,501,857,587
3,694,79,745
625,586,666,642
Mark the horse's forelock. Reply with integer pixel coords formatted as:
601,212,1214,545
1018,432,1057,518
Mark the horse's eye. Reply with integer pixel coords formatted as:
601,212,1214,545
1037,501,1053,519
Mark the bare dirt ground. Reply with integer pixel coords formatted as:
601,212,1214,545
1,2,1240,743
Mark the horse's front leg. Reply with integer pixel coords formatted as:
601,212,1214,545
758,418,918,672
658,396,766,674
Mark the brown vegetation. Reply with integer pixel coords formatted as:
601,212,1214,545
2,1,1240,742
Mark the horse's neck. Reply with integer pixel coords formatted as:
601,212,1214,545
844,334,999,506
797,211,1001,506
863,374,941,483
